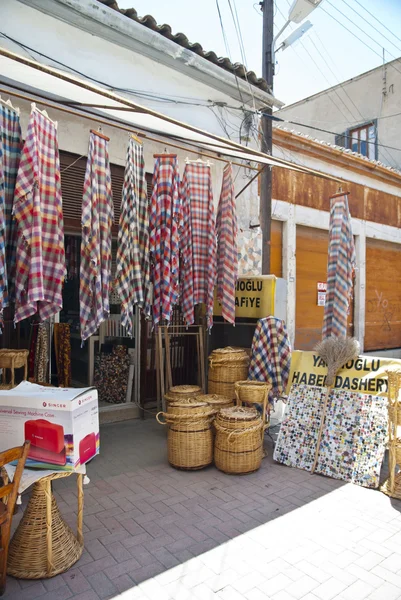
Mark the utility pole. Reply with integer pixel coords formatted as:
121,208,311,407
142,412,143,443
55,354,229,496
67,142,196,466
260,0,274,274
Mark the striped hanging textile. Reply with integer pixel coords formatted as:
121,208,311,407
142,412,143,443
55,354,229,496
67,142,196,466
216,163,237,325
13,108,65,324
0,104,22,310
149,154,181,328
180,161,216,329
80,131,114,343
322,193,356,339
115,138,151,336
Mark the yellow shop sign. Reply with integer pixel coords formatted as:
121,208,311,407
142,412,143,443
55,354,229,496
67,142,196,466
213,276,277,319
287,350,401,396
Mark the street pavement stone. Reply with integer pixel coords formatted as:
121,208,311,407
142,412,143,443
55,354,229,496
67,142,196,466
3,418,401,600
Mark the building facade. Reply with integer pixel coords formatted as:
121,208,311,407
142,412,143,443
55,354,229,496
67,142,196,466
275,59,401,170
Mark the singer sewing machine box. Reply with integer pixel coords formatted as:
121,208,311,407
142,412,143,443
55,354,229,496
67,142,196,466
0,381,99,470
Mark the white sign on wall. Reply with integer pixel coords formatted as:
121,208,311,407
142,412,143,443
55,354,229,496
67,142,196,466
317,281,327,307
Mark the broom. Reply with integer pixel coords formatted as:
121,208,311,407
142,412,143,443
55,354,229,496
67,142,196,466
314,336,360,387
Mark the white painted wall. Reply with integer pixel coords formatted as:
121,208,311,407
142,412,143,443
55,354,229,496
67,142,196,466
275,60,401,170
0,0,267,236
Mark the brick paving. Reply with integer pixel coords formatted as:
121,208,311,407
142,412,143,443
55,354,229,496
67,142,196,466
4,418,401,600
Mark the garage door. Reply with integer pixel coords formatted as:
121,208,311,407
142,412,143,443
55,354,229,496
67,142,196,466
365,238,401,351
295,225,354,350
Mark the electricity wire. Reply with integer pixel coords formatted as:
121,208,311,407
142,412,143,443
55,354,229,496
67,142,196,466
351,0,401,46
339,0,401,55
319,5,401,79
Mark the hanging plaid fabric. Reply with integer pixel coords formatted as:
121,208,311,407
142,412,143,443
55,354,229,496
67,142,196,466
80,131,114,342
216,163,237,325
0,104,22,309
322,193,356,339
248,316,292,402
149,154,181,328
13,108,65,324
180,161,216,329
115,138,151,336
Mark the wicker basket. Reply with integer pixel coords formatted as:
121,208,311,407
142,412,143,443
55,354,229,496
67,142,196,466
234,380,272,423
214,406,263,474
157,404,215,470
196,394,235,411
208,347,249,399
164,385,202,410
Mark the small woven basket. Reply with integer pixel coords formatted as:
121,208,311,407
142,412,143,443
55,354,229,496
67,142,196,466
208,347,249,399
157,403,216,470
234,380,271,404
214,406,263,475
164,385,202,410
196,394,235,411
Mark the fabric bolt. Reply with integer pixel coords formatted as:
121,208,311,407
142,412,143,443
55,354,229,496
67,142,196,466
115,139,151,336
80,131,114,342
216,163,237,325
0,104,22,307
322,193,356,339
149,154,181,327
180,162,217,329
13,109,65,323
273,383,388,488
34,322,49,384
248,316,291,402
54,323,71,387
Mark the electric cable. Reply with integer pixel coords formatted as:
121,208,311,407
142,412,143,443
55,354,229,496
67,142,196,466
319,5,401,79
326,0,400,57
352,0,401,46
339,0,401,55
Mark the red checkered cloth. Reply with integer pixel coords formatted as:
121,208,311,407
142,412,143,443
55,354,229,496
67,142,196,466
115,139,151,337
180,162,216,329
216,163,237,324
13,109,65,323
80,131,114,342
149,154,181,328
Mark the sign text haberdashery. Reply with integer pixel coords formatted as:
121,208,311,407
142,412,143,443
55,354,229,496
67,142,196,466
287,350,401,396
213,276,276,318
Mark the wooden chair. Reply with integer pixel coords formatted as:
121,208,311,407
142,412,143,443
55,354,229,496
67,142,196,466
0,441,30,596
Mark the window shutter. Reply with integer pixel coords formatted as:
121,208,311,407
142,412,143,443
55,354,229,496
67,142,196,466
60,150,153,234
334,132,347,149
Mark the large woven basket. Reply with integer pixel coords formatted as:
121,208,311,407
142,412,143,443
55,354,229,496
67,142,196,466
214,406,263,474
157,403,215,470
164,385,202,410
196,394,235,411
208,347,249,400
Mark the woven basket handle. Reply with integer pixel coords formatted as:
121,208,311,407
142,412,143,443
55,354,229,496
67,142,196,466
156,412,166,425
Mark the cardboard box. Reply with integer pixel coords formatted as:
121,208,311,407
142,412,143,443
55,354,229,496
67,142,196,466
0,382,99,470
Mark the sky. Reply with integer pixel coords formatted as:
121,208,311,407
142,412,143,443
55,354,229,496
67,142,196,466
116,0,401,108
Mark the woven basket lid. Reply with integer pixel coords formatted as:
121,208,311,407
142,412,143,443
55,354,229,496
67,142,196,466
219,406,260,422
197,394,233,405
165,385,201,397
208,347,249,363
169,401,208,409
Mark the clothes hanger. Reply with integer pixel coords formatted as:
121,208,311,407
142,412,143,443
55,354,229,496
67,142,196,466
0,96,19,116
130,132,142,145
185,156,213,166
90,126,110,141
31,102,57,128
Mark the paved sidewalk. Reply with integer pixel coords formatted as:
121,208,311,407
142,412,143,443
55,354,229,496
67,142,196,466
4,418,401,600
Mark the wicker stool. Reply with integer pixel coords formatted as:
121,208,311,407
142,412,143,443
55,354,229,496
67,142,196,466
0,350,29,389
7,472,84,579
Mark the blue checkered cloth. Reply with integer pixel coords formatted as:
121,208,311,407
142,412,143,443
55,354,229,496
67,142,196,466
248,316,291,403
